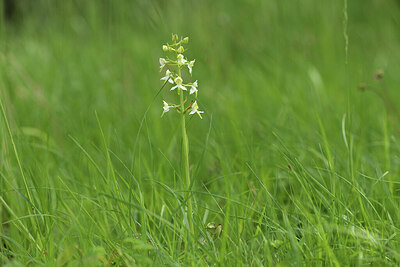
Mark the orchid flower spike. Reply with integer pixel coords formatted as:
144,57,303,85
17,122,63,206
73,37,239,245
159,34,204,119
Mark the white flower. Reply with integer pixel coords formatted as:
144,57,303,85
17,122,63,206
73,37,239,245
177,54,187,65
163,101,173,112
160,69,174,84
187,60,195,75
162,100,174,117
171,76,187,91
189,80,198,95
189,101,204,118
159,58,167,69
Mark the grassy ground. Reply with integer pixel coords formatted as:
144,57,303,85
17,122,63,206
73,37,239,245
1,0,400,265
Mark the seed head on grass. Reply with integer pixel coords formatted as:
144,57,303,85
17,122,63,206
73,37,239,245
373,69,384,81
358,69,400,140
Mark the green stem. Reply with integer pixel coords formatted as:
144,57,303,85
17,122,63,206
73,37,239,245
178,68,194,236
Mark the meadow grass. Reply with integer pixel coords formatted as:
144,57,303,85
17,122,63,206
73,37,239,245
1,0,400,265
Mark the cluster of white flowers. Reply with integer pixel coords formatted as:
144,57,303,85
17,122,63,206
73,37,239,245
160,34,204,119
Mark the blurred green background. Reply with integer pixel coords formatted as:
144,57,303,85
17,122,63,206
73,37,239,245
2,0,400,155
1,0,400,265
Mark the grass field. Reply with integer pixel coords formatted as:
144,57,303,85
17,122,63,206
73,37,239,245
1,0,400,265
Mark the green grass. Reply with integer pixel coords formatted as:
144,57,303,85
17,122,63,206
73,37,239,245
1,0,400,265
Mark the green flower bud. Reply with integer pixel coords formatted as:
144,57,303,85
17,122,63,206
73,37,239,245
172,33,178,42
375,69,384,80
358,83,366,91
183,37,189,43
162,45,168,51
177,46,184,53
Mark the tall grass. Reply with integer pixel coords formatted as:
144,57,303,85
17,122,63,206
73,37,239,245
1,0,400,265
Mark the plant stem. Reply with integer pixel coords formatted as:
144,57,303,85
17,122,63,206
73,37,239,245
178,68,194,237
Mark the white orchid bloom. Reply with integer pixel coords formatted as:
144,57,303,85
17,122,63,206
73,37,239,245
177,54,187,65
162,100,174,117
189,101,204,118
171,76,187,91
163,101,173,112
159,58,167,69
189,80,198,96
187,60,195,75
160,69,174,84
